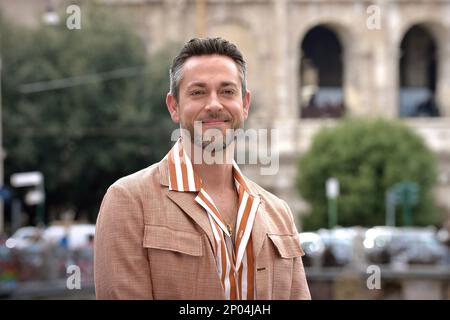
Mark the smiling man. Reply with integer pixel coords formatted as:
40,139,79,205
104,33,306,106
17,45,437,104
94,37,311,300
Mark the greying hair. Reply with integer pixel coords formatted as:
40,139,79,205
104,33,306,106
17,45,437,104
169,37,247,101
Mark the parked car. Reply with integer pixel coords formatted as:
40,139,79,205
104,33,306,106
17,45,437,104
437,227,450,247
299,232,325,267
42,224,95,250
4,227,44,250
317,227,366,267
389,227,449,265
364,226,397,264
3,227,52,281
3,224,95,282
364,226,449,266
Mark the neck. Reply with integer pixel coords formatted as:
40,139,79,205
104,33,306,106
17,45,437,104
194,162,234,193
181,136,236,193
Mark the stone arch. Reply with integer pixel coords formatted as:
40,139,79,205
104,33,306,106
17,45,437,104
297,23,350,118
397,20,447,49
299,20,355,53
290,18,360,119
398,22,446,117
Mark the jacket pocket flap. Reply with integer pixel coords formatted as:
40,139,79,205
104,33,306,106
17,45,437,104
143,225,203,256
268,234,305,258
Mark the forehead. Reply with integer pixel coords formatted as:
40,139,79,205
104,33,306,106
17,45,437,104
181,54,241,87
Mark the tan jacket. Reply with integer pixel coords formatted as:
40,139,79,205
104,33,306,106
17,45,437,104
94,158,311,300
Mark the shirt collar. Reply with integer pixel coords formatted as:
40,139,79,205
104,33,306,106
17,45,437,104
167,138,255,195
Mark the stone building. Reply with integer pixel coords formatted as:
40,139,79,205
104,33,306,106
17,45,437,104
2,0,450,228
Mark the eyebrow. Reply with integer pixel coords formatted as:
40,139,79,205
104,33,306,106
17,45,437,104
186,81,239,89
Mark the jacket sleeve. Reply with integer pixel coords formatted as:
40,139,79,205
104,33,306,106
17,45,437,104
282,200,311,300
291,249,311,299
94,183,153,299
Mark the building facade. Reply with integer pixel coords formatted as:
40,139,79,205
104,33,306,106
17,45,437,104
2,0,450,227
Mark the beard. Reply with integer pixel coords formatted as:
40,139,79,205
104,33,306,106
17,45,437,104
182,112,243,151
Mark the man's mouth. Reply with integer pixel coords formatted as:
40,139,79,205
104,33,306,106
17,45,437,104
201,119,230,124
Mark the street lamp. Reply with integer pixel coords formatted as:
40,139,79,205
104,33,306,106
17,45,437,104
385,181,419,227
10,171,46,227
43,0,60,26
326,177,339,229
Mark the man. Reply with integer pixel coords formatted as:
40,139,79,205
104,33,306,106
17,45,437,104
94,37,310,300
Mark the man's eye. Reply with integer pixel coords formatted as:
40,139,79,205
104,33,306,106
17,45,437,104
222,89,236,95
190,90,204,96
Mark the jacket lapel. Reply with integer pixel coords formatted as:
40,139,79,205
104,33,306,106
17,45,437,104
246,183,270,300
166,191,216,249
159,158,216,252
251,199,268,259
159,157,269,276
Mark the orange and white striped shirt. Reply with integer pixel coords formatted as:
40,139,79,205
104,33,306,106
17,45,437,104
167,139,261,300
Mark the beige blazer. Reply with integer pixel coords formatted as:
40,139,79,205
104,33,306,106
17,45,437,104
94,158,311,300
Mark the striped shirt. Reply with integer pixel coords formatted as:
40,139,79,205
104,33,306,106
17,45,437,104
167,138,261,300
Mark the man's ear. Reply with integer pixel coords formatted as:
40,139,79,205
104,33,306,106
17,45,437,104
243,90,251,120
166,93,180,123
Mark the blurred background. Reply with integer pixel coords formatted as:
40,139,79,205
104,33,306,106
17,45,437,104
0,0,449,300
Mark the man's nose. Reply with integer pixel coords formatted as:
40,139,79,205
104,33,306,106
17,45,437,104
205,92,223,112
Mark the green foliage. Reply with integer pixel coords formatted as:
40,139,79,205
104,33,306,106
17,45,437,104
296,118,438,230
1,8,177,222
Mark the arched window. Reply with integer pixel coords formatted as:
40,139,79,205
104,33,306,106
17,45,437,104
300,26,345,118
399,25,439,117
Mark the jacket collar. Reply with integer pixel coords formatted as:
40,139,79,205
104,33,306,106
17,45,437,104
158,145,268,259
159,140,260,197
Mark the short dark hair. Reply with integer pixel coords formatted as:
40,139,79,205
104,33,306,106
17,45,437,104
169,37,247,101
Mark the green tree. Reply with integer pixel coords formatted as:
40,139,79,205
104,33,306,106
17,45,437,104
1,8,176,224
296,118,438,230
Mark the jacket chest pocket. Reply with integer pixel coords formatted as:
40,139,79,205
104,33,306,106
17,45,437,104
143,224,204,299
144,224,203,256
268,234,305,298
